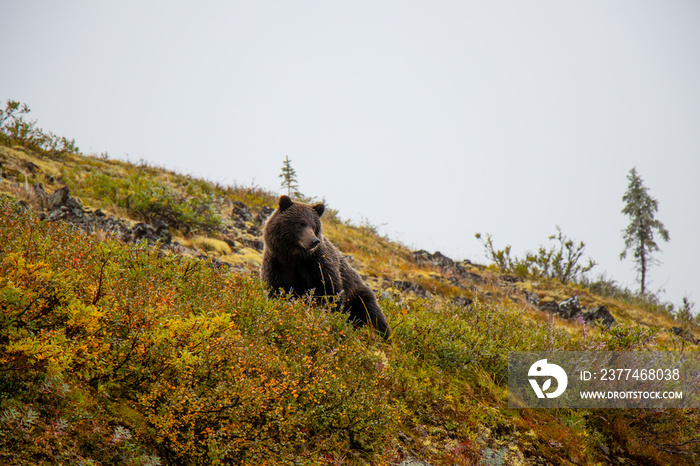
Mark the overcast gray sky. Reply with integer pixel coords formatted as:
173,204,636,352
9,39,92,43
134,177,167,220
2,1,699,310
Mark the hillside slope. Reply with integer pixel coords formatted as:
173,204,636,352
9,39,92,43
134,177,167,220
1,142,699,465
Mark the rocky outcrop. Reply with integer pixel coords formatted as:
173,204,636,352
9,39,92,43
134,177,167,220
231,201,254,230
525,291,540,306
231,201,253,222
221,201,271,252
48,186,72,210
412,249,484,291
581,305,616,329
128,221,172,244
539,301,560,315
255,206,275,226
41,186,171,245
413,250,474,273
539,296,616,328
413,249,458,268
390,279,430,298
558,296,582,319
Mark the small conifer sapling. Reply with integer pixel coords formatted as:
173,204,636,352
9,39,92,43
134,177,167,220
279,155,300,197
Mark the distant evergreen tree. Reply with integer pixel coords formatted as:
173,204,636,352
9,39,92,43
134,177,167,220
279,155,300,197
620,167,669,296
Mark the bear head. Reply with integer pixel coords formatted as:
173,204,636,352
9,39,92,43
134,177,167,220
264,195,326,256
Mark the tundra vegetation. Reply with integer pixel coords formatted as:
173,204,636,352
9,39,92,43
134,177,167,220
0,100,698,465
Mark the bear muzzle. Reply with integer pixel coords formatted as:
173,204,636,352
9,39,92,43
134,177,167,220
299,228,322,250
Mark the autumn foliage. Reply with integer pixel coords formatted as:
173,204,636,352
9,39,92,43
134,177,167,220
0,199,396,464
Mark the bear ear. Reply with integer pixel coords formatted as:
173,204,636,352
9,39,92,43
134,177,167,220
278,195,293,211
313,203,325,217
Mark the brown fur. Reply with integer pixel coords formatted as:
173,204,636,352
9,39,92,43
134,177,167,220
261,195,390,338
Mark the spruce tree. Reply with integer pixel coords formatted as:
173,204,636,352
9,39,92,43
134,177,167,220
620,167,669,295
279,156,299,197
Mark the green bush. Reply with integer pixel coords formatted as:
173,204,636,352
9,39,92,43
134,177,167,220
81,172,221,233
0,100,79,155
476,226,596,283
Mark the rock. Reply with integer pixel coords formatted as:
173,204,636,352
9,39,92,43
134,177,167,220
451,296,473,307
462,272,484,284
48,186,71,210
582,305,616,328
412,249,432,264
222,235,264,252
231,201,254,229
246,224,261,236
129,223,151,241
43,185,83,219
23,161,39,174
255,206,275,225
411,250,483,290
539,301,560,315
65,195,83,214
539,297,616,327
429,251,455,268
412,249,455,268
558,296,581,319
47,209,63,221
457,258,473,267
129,221,172,245
222,237,238,250
499,275,521,283
525,291,540,306
231,201,253,222
241,237,264,251
100,216,131,238
391,280,429,298
670,326,698,344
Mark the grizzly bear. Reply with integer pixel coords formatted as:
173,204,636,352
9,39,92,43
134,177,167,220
261,195,391,339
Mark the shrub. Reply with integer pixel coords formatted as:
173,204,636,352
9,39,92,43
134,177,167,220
80,172,221,233
476,226,596,283
0,99,79,155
